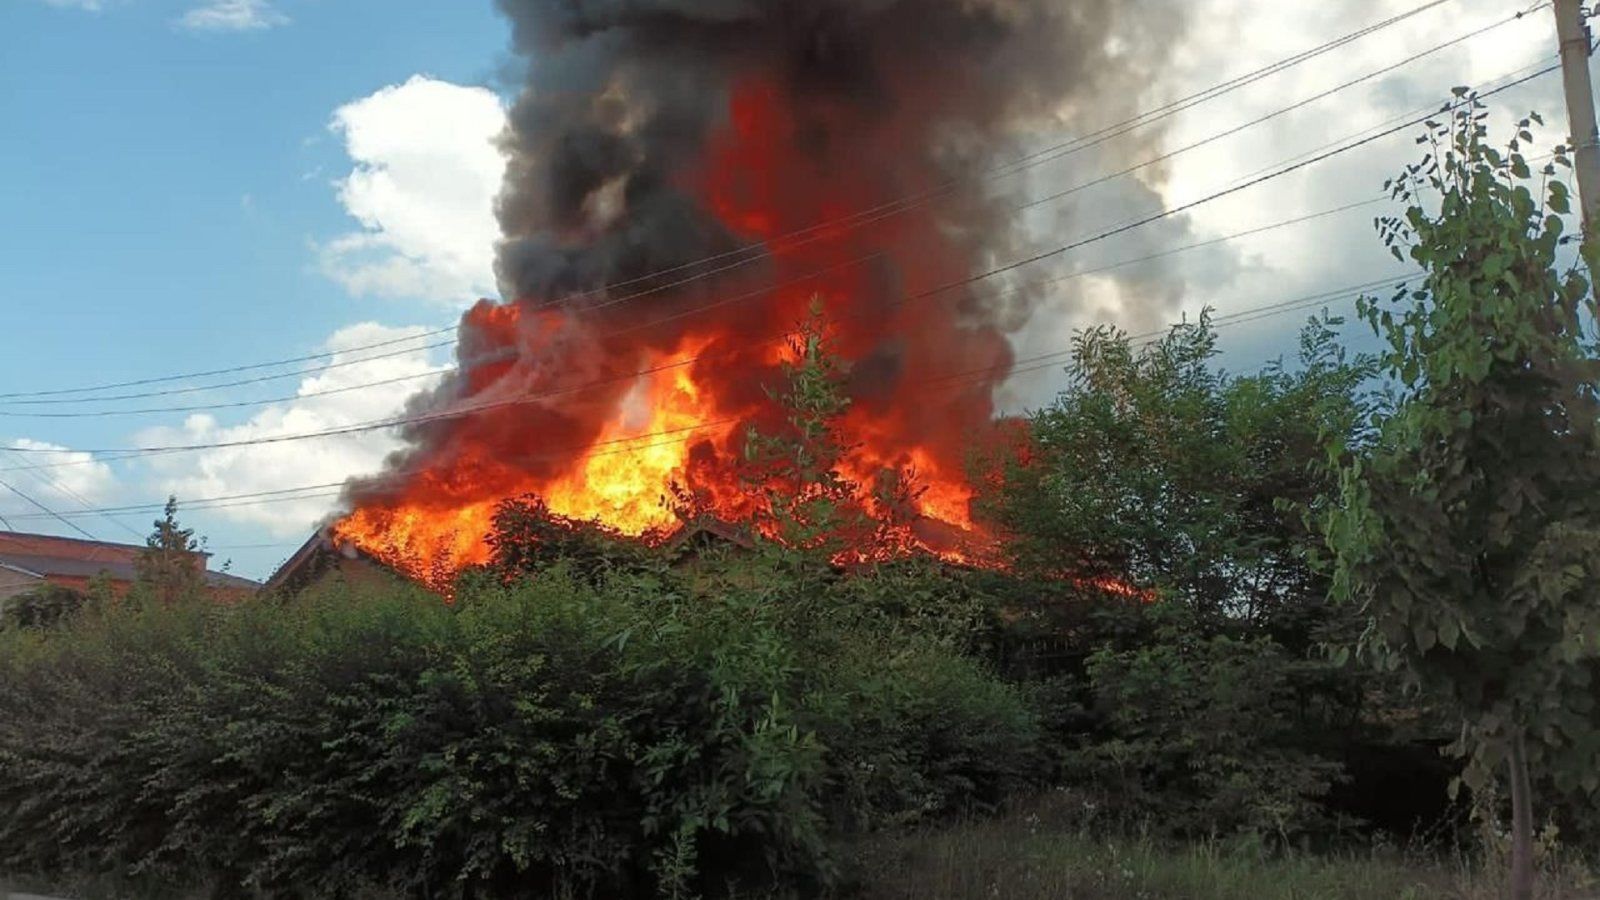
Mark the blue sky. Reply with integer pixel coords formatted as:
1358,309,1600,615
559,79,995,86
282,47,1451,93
0,0,1577,579
2,0,508,572
2,0,501,391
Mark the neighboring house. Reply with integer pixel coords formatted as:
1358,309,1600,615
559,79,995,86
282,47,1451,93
0,531,259,603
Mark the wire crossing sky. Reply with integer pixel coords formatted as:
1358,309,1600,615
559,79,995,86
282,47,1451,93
0,0,1577,578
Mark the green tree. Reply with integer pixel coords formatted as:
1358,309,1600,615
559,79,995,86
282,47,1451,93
484,494,658,586
132,496,207,606
984,311,1371,623
1324,96,1600,900
980,313,1401,840
0,583,86,631
741,302,881,567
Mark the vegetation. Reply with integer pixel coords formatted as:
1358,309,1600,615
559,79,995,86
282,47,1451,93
0,561,1037,898
850,797,1594,900
1325,97,1600,899
132,496,209,607
0,581,86,631
0,112,1596,900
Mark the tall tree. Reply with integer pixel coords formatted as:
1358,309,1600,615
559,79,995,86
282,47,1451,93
984,311,1370,624
741,303,881,566
133,496,207,606
1324,95,1600,900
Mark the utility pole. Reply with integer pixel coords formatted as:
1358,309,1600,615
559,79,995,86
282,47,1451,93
1554,0,1600,229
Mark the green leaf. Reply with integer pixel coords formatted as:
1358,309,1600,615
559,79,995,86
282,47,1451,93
1439,617,1460,651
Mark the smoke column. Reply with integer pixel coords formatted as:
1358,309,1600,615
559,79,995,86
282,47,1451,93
337,0,1194,573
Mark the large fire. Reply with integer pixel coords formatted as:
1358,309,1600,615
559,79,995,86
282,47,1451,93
331,0,1160,586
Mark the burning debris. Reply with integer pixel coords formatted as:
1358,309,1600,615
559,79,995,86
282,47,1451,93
335,0,1189,580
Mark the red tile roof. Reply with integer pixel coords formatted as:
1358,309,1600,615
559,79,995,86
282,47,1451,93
0,531,257,593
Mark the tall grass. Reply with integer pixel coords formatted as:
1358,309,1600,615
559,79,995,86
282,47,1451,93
847,795,1598,900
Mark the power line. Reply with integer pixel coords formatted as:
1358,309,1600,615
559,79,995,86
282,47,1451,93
0,198,1385,420
517,0,1461,316
0,327,457,402
1221,54,1561,190
0,477,100,541
0,338,464,407
1,448,147,541
4,9,1534,419
522,5,1515,323
2,64,1555,462
10,49,1550,439
0,60,1560,480
0,0,1457,405
0,271,1415,521
1016,6,1541,214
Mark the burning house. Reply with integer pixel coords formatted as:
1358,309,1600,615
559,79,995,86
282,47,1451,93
308,0,1186,586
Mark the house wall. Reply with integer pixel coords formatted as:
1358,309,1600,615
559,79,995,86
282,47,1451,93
0,568,41,601
40,575,132,596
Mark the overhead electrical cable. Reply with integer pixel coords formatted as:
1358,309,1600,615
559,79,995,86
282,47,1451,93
0,477,100,541
0,270,1416,514
1,448,147,541
0,0,1459,405
0,327,457,402
1,62,1556,462
1,34,1542,420
0,197,1386,419
517,0,1461,311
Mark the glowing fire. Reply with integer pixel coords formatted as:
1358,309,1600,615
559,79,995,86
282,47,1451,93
330,63,1076,588
334,315,997,579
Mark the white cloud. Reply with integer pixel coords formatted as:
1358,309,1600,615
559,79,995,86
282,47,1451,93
1000,0,1565,406
41,0,106,10
177,0,288,32
320,76,507,305
135,323,450,538
0,439,118,527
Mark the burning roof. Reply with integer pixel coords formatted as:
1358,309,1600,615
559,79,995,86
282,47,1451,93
331,0,1188,587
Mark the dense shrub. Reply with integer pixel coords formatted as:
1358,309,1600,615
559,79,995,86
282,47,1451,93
0,562,1038,899
807,633,1041,832
1079,630,1340,837
0,583,86,631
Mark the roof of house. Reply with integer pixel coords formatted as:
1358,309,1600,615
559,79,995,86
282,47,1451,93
263,527,394,594
0,531,258,592
266,517,762,595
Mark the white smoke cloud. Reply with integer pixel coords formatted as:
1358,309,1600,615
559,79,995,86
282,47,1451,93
134,323,450,538
320,76,508,305
177,0,288,32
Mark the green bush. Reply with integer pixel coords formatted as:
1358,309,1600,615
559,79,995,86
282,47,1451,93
806,633,1041,832
0,583,87,631
0,562,1039,898
1047,604,1344,840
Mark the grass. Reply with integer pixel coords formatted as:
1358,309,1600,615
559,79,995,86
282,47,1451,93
7,801,1596,899
845,797,1598,900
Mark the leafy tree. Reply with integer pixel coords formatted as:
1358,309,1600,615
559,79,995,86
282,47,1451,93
741,302,910,568
484,494,659,586
1066,604,1346,839
131,496,206,606
983,311,1371,624
1324,96,1600,899
977,313,1417,840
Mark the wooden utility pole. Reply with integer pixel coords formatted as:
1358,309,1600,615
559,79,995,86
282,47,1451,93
1554,0,1600,229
